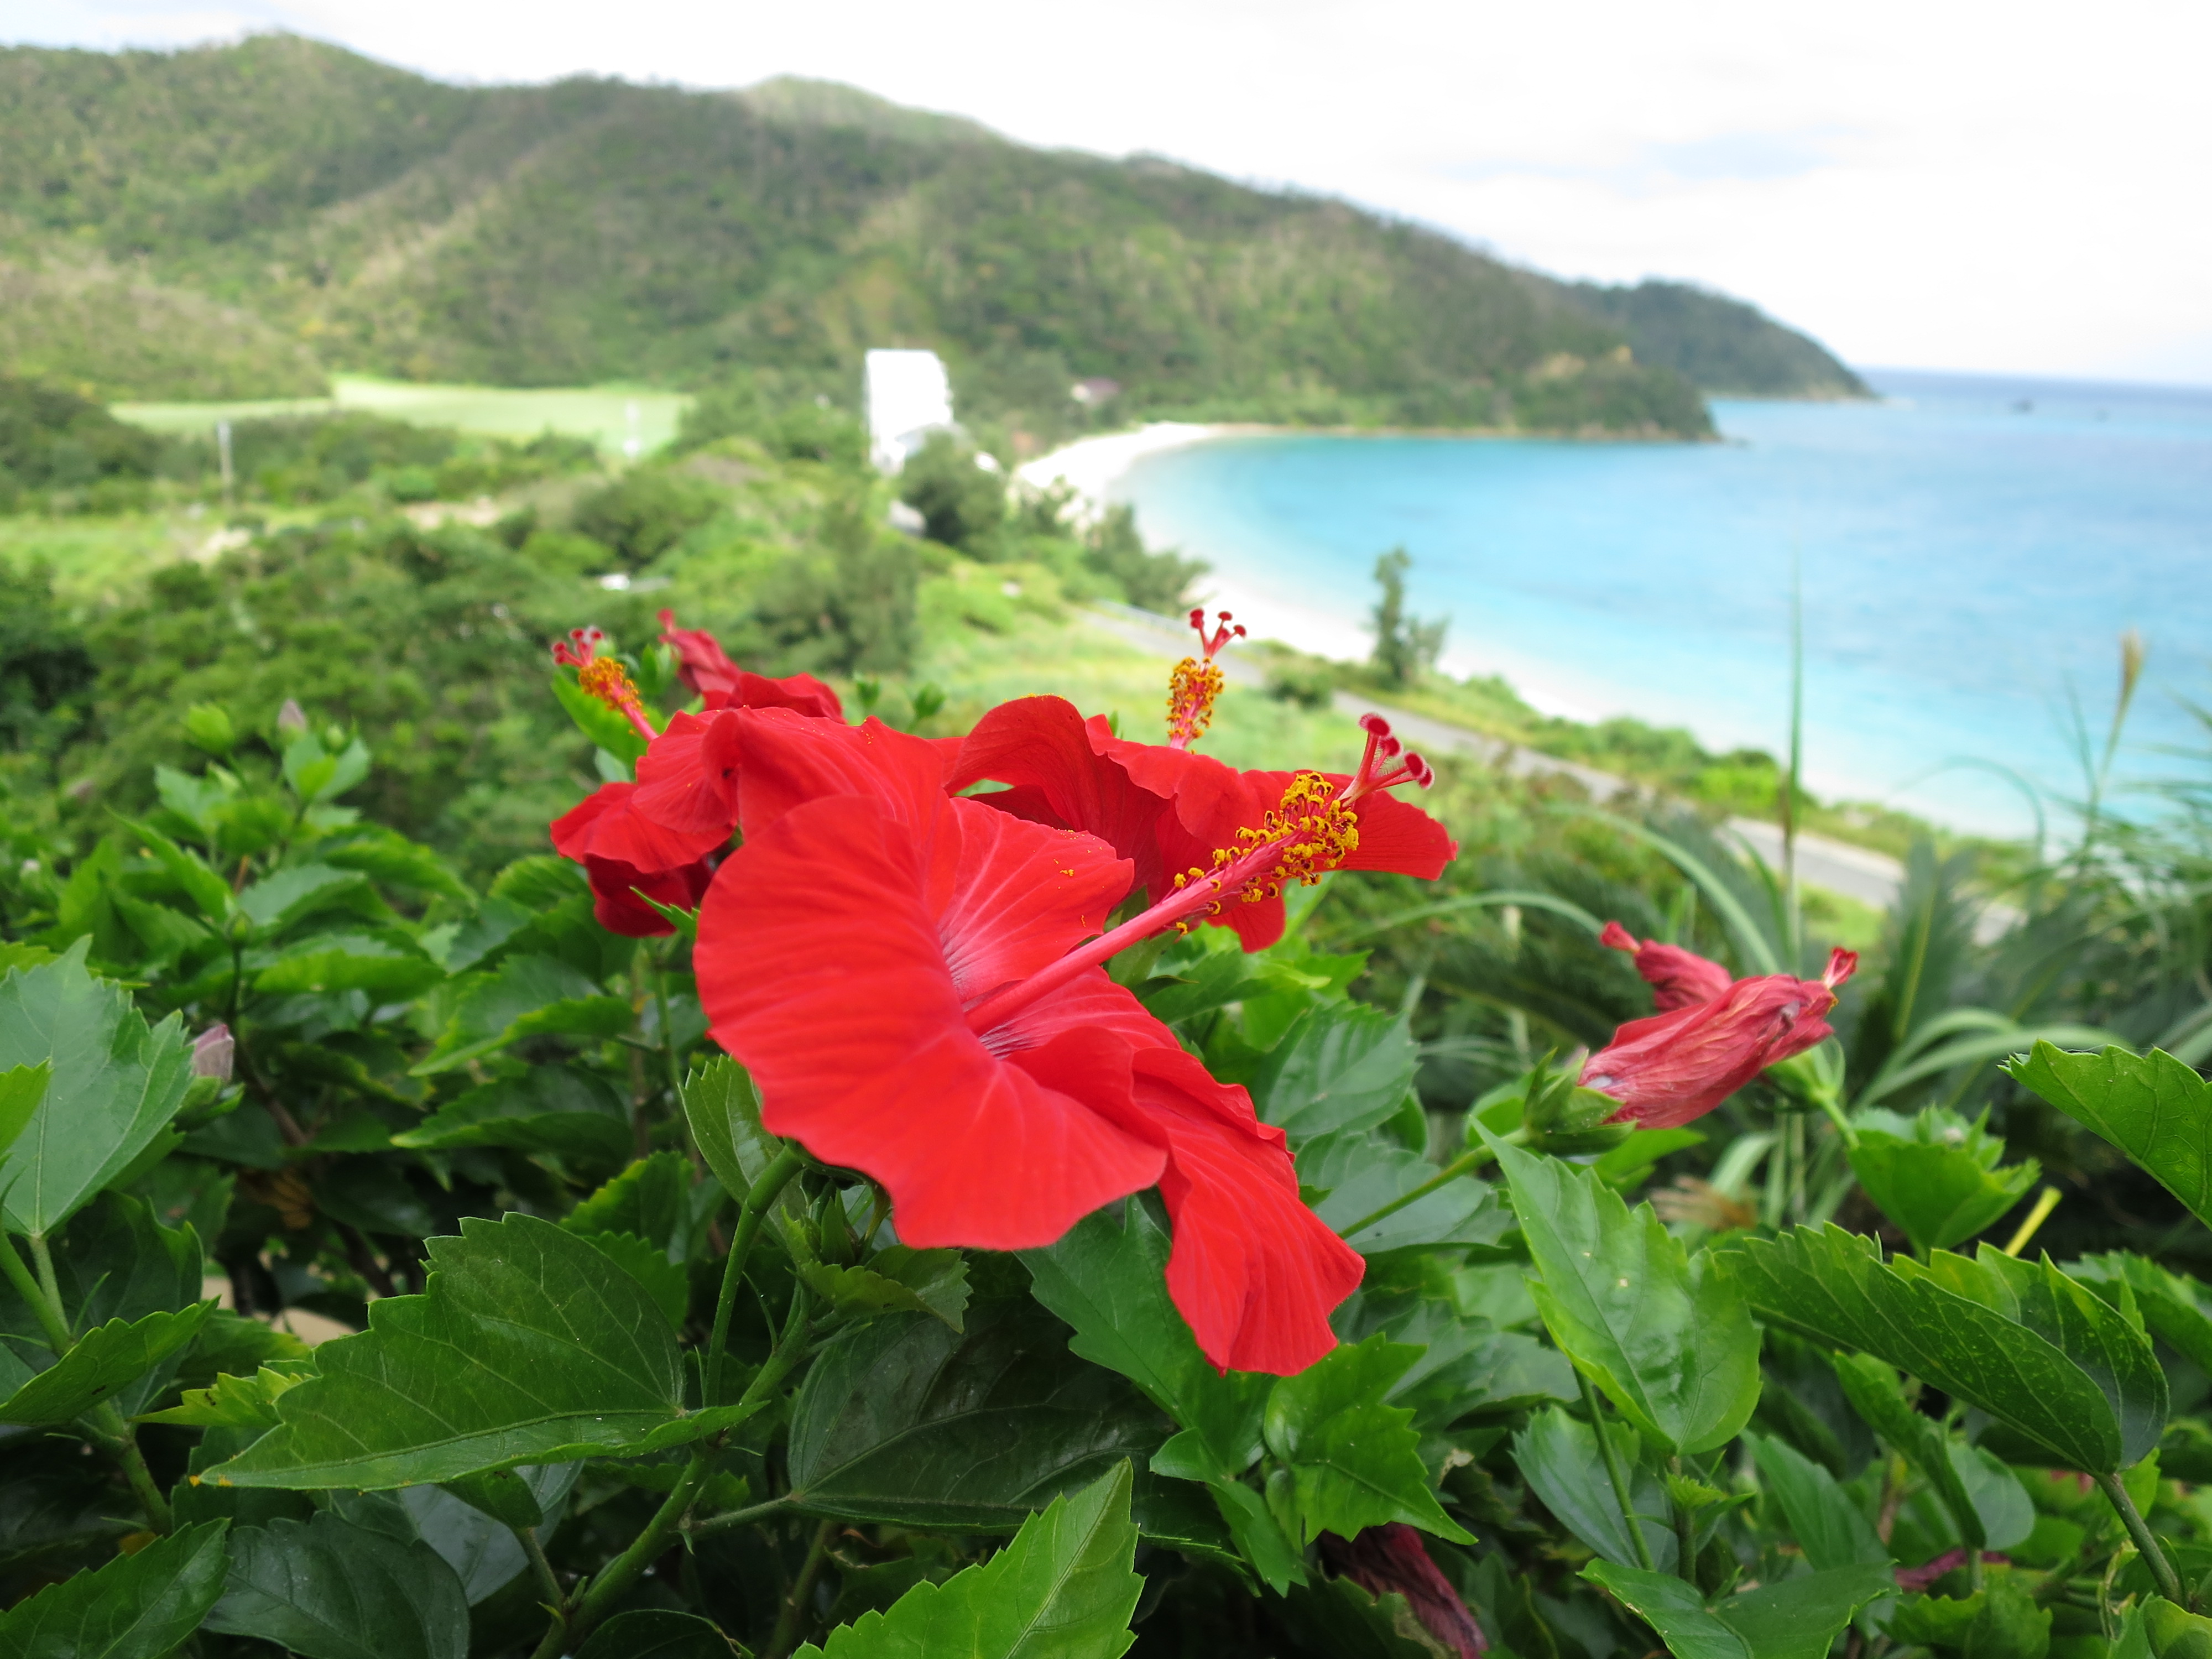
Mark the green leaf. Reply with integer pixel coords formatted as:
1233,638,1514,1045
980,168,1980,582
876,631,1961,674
436,1461,578,1532
682,1056,780,1199
205,1213,753,1489
0,1519,230,1659
552,674,652,764
398,1484,531,1606
393,1065,630,1166
0,942,194,1236
1486,1130,1761,1456
412,954,628,1076
1021,1201,1270,1481
117,817,235,925
2004,1042,2212,1229
256,933,445,999
0,1303,214,1425
1829,1352,1987,1548
1202,1477,1307,1594
0,1062,48,1160
564,1150,693,1253
1950,1441,2034,1551
1847,1110,2040,1256
804,1247,971,1330
236,864,373,935
1297,1129,1514,1256
794,1462,1141,1659
204,1513,469,1659
787,1302,1167,1530
1510,1404,1675,1571
576,1229,690,1329
1585,1560,1897,1659
1249,1005,1419,1143
576,1610,738,1659
1593,1127,1707,1192
138,1360,315,1428
1724,1226,2162,1474
2073,1253,2212,1374
1262,1335,1473,1545
1747,1433,1889,1570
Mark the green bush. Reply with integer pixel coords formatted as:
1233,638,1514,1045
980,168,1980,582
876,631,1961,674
898,430,1007,554
571,468,726,568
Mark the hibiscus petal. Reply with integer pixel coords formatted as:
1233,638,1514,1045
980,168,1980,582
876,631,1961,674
698,792,1164,1250
632,711,745,836
550,781,730,871
583,854,712,937
724,709,952,837
931,796,1131,1003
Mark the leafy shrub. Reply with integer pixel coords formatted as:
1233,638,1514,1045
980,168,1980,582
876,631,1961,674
571,468,726,568
898,430,1007,554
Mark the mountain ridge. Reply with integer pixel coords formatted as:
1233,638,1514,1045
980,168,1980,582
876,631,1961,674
0,35,1862,438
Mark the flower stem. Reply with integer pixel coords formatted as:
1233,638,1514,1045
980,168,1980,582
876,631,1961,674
687,1494,796,1537
1,1234,71,1350
2001,1186,2064,1258
1340,1146,1492,1238
2096,1470,2184,1607
1668,1455,1697,1583
705,1145,806,1408
767,1519,839,1659
521,1525,564,1615
1578,1368,1656,1573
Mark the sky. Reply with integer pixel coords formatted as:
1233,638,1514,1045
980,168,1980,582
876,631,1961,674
8,0,2210,384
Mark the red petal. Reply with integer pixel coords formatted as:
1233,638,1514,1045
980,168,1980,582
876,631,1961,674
697,792,1164,1249
723,709,951,837
583,855,712,937
702,669,844,722
550,781,729,871
929,797,1131,1003
1338,788,1458,878
1583,974,1839,1129
632,711,745,837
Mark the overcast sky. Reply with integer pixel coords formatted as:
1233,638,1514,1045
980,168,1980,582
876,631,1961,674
10,0,2209,384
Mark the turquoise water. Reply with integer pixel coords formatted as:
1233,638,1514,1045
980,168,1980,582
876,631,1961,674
1110,371,2212,836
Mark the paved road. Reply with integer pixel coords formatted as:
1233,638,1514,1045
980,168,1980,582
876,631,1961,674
1082,603,1921,916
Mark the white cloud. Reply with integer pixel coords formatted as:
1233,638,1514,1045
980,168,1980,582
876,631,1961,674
4,0,2206,380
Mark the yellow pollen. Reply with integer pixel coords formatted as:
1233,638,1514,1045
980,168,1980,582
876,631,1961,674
1166,657,1224,746
1173,772,1359,927
577,656,643,714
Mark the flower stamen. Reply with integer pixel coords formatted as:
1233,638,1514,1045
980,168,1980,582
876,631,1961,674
1165,608,1246,749
552,627,658,741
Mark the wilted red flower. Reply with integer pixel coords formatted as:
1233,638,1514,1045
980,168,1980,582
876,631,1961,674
948,698,1456,951
693,708,1365,1373
1319,1525,1488,1656
1580,948,1859,1129
657,609,842,720
549,782,725,937
1599,920,1734,1011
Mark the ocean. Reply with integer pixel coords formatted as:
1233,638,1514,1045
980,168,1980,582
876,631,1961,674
1107,371,2212,838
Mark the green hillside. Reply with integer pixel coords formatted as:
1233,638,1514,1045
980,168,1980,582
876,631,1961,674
1,35,1848,438
1571,278,1868,397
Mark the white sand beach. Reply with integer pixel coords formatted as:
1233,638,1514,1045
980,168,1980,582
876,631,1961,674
1014,422,1238,522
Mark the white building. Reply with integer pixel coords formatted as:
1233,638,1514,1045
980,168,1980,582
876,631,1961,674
864,348,954,474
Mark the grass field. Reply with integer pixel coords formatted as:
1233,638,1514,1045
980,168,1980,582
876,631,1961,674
114,375,693,454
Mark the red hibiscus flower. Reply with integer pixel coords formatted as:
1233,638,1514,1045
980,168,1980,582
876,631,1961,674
948,700,1456,951
658,609,842,720
1599,920,1735,1011
693,707,1368,1373
1319,1525,1489,1656
549,782,724,937
1580,947,1859,1129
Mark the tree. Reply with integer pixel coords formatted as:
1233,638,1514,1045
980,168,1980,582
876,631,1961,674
1369,547,1448,686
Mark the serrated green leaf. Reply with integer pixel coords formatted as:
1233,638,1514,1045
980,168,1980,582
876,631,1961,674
1847,1110,2040,1256
576,1229,690,1328
1511,1404,1676,1571
205,1213,754,1489
1249,1005,1419,1144
576,1610,737,1659
1021,1201,1270,1481
787,1302,1166,1530
394,1065,630,1165
397,1484,531,1606
435,1461,578,1533
2005,1042,2212,1229
412,954,625,1075
236,864,373,934
681,1056,782,1198
1585,1559,1897,1659
1725,1225,2160,1474
1262,1335,1472,1545
1950,1441,2034,1551
256,934,445,999
1747,1433,1889,1570
117,816,236,925
0,1061,49,1159
794,1462,1141,1659
1486,1130,1760,1456
1297,1129,1513,1256
564,1150,693,1251
2073,1253,2212,1374
805,1246,971,1330
1201,1477,1307,1593
1829,1350,1986,1547
205,1512,469,1659
0,1517,230,1659
138,1360,315,1428
0,942,194,1235
0,1303,214,1425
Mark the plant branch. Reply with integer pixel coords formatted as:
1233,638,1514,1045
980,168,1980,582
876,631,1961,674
705,1144,806,1408
1341,1143,1503,1239
688,1494,797,1538
767,1519,838,1659
1577,1368,1656,1573
86,1406,172,1531
1,1234,72,1350
1668,1456,1697,1584
2096,1470,2184,1608
521,1525,564,1616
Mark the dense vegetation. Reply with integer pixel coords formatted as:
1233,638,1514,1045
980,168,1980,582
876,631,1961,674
4,366,2212,1657
6,37,1847,442
1570,280,1869,399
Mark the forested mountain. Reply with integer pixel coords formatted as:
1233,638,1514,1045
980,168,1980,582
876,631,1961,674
1570,279,1868,398
0,35,1854,436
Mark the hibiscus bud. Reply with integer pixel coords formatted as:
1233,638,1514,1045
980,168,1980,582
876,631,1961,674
275,699,308,739
191,1023,234,1084
1521,1064,1631,1156
1318,1524,1488,1656
1599,920,1733,1012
